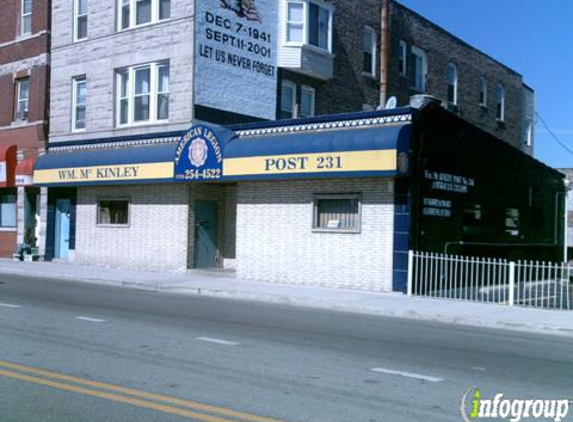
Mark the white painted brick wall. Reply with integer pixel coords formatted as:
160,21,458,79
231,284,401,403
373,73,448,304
75,184,189,271
50,0,195,143
235,178,395,291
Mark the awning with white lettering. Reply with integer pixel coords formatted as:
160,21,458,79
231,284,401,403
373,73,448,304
34,143,177,187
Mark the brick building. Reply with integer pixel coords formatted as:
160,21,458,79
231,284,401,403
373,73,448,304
276,0,535,153
0,0,50,257
34,0,564,291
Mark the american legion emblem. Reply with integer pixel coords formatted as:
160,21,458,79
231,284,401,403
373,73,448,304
189,137,209,168
220,0,262,22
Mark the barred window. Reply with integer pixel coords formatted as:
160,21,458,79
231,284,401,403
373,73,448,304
313,194,361,232
97,199,129,226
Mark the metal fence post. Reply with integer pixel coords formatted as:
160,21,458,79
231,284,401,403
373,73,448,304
407,250,414,297
508,261,516,306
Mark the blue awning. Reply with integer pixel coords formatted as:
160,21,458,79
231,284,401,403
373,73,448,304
34,143,178,186
222,123,411,180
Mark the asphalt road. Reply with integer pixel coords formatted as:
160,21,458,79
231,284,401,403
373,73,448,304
0,273,572,422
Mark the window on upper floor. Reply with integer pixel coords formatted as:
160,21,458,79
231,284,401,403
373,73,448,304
447,62,458,104
496,82,505,122
398,40,407,77
363,26,376,76
72,76,87,131
116,61,169,127
74,0,88,41
479,76,487,107
118,0,170,31
300,85,315,118
21,0,32,35
285,0,333,53
15,77,29,122
525,120,533,147
411,46,426,92
280,80,297,119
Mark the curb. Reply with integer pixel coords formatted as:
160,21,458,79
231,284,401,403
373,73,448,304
1,266,572,339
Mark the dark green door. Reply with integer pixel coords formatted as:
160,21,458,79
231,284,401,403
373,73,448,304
195,200,219,268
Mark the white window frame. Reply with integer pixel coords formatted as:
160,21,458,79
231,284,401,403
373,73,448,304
312,193,362,233
73,0,88,41
411,46,427,92
284,0,334,53
117,0,170,31
300,85,315,118
72,76,87,132
21,0,32,35
362,26,376,77
96,197,130,227
0,193,17,229
115,61,169,127
496,82,505,122
447,61,458,104
16,77,30,121
280,80,297,119
479,75,487,107
398,40,407,77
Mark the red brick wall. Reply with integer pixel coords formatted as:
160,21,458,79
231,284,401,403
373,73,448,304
0,124,46,159
0,74,16,126
0,0,50,44
0,34,49,65
0,232,17,257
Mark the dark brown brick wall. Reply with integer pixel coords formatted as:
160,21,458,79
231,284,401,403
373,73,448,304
0,124,47,159
0,0,50,43
386,1,524,148
278,0,527,150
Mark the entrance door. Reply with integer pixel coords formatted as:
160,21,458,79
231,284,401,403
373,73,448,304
55,198,71,259
195,200,218,268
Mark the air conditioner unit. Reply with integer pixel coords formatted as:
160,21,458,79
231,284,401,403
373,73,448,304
16,110,29,121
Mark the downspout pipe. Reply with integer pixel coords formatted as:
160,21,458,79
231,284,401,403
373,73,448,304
379,0,390,107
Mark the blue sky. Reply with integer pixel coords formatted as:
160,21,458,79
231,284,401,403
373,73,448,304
396,0,573,169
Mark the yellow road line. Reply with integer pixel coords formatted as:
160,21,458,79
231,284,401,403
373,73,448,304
0,368,233,422
0,361,286,422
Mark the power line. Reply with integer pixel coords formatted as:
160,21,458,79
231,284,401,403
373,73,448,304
535,112,573,157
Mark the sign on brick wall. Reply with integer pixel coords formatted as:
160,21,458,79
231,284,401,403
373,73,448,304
194,0,277,120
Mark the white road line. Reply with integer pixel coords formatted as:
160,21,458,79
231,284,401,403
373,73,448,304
76,316,106,323
0,303,21,308
371,367,444,383
195,337,240,346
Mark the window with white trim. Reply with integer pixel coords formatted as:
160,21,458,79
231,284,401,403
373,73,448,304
97,199,129,226
118,0,170,30
116,62,169,127
15,77,29,121
411,46,426,92
0,192,17,228
280,80,296,119
74,0,88,41
363,26,376,76
21,0,32,35
72,76,87,131
284,0,333,52
313,193,361,232
447,62,458,104
496,82,505,121
398,40,407,76
479,75,487,107
300,85,315,118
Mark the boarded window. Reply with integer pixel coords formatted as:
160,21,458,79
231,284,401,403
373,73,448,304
313,194,361,232
97,199,129,225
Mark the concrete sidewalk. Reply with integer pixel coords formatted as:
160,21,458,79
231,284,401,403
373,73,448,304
1,258,572,338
